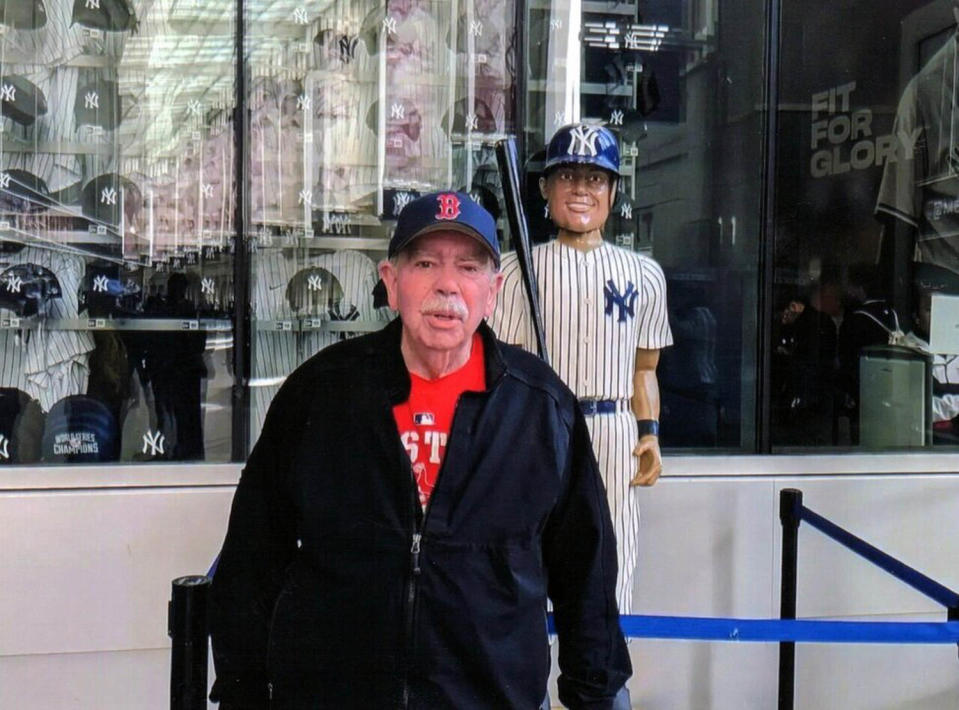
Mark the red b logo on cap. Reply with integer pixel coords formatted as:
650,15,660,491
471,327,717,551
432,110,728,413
436,193,461,220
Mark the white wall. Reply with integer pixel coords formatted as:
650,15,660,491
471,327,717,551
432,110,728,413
2,458,958,709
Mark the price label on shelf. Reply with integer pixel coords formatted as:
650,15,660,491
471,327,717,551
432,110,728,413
275,321,293,331
1,317,20,329
181,320,200,331
87,319,107,329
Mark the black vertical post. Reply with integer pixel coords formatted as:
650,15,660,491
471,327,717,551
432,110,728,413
949,606,959,661
778,488,802,710
169,575,211,710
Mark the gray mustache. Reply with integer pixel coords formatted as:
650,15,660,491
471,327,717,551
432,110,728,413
420,297,468,319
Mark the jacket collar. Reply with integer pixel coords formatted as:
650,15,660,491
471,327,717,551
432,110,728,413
377,317,507,405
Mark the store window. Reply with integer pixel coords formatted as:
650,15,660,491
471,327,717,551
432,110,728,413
773,0,959,450
518,0,766,451
244,0,518,443
1,0,774,464
0,2,236,464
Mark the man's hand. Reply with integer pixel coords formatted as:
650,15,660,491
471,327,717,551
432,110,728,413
630,435,662,486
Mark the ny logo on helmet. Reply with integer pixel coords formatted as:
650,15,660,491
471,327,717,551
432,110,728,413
436,194,461,220
568,125,601,157
0,84,15,102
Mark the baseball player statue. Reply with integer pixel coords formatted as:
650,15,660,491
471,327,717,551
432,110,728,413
490,123,672,706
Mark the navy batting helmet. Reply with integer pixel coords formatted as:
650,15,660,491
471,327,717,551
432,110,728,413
544,123,620,176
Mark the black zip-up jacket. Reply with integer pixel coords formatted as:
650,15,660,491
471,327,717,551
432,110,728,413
209,319,631,709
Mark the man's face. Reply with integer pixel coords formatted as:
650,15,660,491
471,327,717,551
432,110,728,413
379,231,502,358
540,164,615,234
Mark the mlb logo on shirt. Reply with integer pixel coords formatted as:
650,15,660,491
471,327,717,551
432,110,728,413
413,412,435,426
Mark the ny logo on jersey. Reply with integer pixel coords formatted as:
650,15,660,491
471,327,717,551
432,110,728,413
100,187,117,205
85,92,99,109
201,183,214,198
92,275,110,293
0,433,9,460
620,203,633,219
604,279,638,322
470,20,483,36
201,278,215,296
393,191,414,215
436,193,461,220
390,102,405,120
624,32,642,50
568,125,601,157
465,112,479,131
307,274,324,291
5,274,23,293
610,110,624,126
298,189,313,205
292,6,308,24
0,84,15,102
553,111,566,127
142,430,165,457
296,94,311,111
338,35,359,63
187,100,203,116
549,18,563,31
383,16,398,34
0,173,10,189
85,0,100,9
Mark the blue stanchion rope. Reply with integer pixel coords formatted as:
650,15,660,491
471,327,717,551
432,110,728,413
547,615,959,644
800,506,959,610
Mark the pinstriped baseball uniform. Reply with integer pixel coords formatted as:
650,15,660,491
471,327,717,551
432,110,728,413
488,239,672,613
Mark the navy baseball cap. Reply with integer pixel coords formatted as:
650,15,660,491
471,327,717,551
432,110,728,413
545,122,621,176
389,191,499,267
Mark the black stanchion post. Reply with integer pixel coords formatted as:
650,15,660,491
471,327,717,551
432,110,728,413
779,488,802,710
169,575,211,710
949,606,959,662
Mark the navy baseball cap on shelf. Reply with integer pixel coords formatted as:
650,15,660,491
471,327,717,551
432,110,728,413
0,388,44,464
0,75,48,126
0,263,63,317
71,0,137,32
389,191,500,267
74,80,122,130
545,122,621,176
41,395,118,464
0,169,52,213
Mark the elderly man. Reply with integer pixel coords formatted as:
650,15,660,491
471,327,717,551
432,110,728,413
209,191,630,709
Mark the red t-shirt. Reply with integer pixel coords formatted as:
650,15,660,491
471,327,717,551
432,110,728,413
393,333,486,508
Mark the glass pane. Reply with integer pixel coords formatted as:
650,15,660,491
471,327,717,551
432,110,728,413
517,0,765,450
773,0,959,450
0,1,236,464
245,0,517,443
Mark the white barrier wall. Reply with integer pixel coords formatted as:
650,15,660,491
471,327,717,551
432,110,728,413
2,457,958,709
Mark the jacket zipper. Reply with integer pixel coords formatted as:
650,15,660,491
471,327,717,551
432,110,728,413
401,393,474,708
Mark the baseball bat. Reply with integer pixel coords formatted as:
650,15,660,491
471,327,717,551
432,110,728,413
495,138,549,365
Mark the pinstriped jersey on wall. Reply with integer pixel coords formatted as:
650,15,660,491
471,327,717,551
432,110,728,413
489,240,673,400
